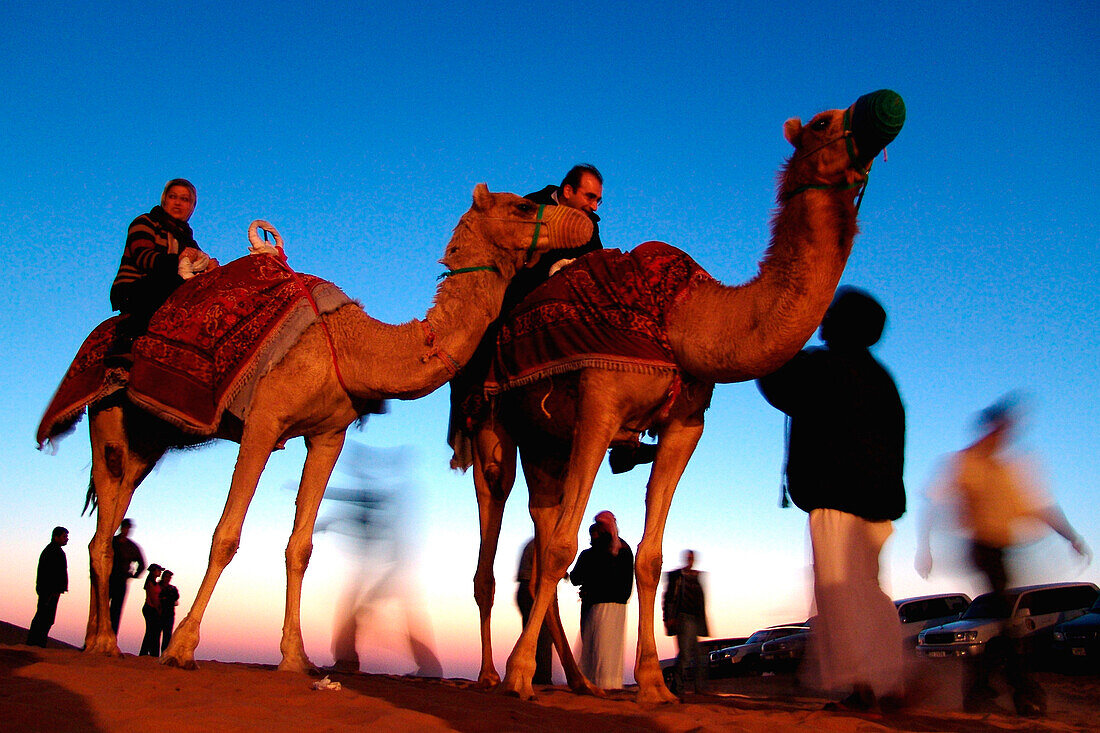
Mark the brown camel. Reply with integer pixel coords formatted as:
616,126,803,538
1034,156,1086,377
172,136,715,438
66,185,592,670
463,92,906,701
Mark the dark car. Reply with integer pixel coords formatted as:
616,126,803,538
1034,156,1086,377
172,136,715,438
759,629,810,671
1052,595,1100,665
659,637,749,690
709,625,808,677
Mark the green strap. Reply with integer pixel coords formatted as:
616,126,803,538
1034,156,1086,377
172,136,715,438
437,265,500,280
526,205,545,264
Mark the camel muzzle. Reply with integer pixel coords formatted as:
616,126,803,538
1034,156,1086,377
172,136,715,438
847,89,905,167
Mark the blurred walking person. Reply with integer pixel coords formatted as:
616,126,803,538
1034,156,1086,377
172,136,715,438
916,394,1091,715
663,549,710,695
108,518,146,634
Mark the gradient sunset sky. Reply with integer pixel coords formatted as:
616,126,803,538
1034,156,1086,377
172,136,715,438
1,3,1097,680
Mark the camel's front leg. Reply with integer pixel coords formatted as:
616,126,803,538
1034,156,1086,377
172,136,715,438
279,430,346,673
471,422,516,687
500,403,618,699
634,418,704,704
86,406,161,654
161,425,279,670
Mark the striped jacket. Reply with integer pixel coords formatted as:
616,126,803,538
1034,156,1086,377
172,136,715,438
110,206,202,311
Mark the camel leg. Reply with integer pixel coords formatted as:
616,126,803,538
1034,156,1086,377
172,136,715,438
161,425,280,670
634,418,704,704
500,397,619,699
85,406,162,654
471,421,516,687
279,429,346,673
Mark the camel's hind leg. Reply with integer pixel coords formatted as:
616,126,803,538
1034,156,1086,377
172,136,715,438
279,429,346,673
85,405,162,654
161,424,280,670
471,421,516,687
633,417,704,704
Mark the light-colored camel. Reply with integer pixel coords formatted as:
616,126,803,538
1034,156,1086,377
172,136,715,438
76,185,593,671
466,92,906,701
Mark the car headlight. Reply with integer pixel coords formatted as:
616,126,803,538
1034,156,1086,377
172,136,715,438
954,630,979,642
1053,631,1066,642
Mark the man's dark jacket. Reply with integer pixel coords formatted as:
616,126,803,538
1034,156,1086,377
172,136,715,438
757,345,906,522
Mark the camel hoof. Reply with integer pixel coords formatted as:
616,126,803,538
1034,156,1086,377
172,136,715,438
568,679,605,697
637,684,680,704
160,653,199,670
497,675,535,701
278,656,317,674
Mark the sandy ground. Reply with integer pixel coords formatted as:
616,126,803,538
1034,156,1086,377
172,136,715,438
2,623,1098,732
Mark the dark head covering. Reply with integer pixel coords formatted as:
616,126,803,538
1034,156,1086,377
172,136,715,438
820,286,886,348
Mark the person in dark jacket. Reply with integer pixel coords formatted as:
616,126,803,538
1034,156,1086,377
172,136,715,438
158,569,180,653
662,549,710,695
569,510,633,689
757,287,906,712
107,178,218,363
27,526,69,647
108,518,146,634
447,164,604,467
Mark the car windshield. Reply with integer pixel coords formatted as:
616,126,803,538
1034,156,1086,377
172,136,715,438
962,593,1011,619
745,631,768,644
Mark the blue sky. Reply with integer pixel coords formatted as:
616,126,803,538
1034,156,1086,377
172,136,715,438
1,3,1097,679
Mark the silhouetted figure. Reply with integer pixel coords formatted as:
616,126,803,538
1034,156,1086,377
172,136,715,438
315,443,442,677
27,526,69,648
139,564,163,656
109,518,146,634
663,549,710,695
757,287,906,712
569,510,633,689
916,395,1092,716
158,570,179,652
516,538,554,684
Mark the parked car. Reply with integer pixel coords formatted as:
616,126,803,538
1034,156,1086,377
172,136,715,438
659,637,749,689
1052,594,1100,664
895,593,971,647
917,582,1099,660
759,629,811,671
709,625,808,677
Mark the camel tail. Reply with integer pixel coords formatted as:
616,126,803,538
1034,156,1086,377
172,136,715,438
83,475,98,516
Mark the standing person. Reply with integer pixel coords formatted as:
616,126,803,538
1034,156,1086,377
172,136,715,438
568,510,634,689
757,287,907,712
158,570,180,653
138,565,164,656
915,395,1091,716
516,538,554,684
108,518,146,634
27,527,69,648
107,178,218,363
662,549,710,695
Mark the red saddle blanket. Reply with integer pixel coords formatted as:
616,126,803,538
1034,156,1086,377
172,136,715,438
486,241,714,393
37,255,353,445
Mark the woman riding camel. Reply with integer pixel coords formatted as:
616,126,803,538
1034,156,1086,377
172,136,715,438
107,178,218,363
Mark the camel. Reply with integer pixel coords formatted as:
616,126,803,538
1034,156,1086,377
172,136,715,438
462,91,906,701
59,185,593,671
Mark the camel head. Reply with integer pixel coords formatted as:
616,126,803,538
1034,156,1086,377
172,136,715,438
780,89,905,199
442,184,594,281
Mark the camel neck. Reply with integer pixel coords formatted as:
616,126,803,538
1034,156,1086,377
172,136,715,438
666,189,858,383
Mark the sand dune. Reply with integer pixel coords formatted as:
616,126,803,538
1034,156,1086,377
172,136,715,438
2,622,1097,732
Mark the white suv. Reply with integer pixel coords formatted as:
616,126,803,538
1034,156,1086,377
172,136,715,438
916,582,1098,658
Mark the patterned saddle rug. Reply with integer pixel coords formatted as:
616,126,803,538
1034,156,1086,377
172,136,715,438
37,255,354,446
485,241,715,394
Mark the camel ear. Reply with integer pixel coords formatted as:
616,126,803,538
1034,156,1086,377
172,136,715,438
783,118,802,147
473,183,491,209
